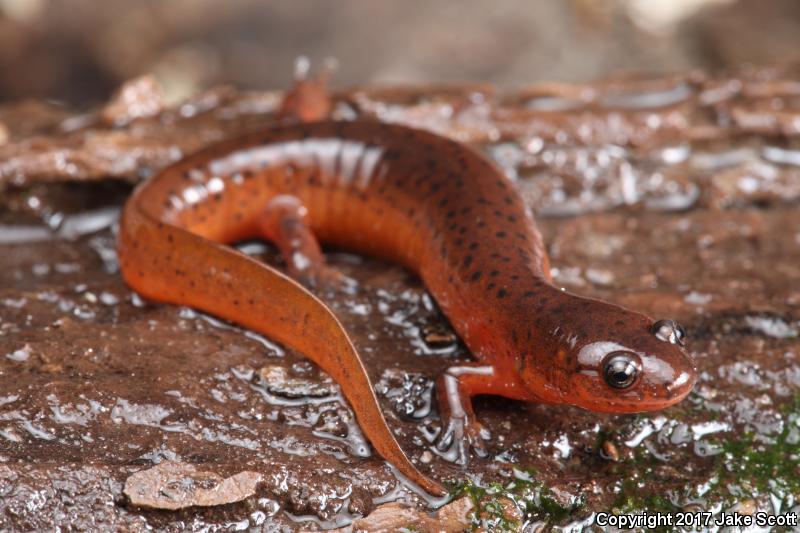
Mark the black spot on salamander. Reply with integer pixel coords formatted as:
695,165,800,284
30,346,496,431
511,274,519,280
496,231,507,238
454,178,464,188
189,280,196,288
501,256,511,263
448,222,458,232
487,282,496,290
490,270,499,277
213,193,223,202
431,182,442,193
425,159,437,171
233,299,240,306
460,206,472,214
248,298,255,305
167,234,174,244
504,196,514,205
497,289,508,298
438,197,449,207
182,171,191,180
490,252,501,259
458,226,467,235
463,255,473,267
454,238,464,246
470,271,482,282
494,210,503,217
523,290,535,298
507,215,517,223
495,179,505,188
469,242,479,251
615,319,624,326
477,221,486,228
445,210,456,219
477,198,490,205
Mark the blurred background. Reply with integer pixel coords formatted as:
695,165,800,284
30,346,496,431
0,0,798,105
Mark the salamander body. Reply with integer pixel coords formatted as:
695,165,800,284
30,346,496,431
118,120,696,495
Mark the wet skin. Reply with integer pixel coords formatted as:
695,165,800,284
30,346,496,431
117,120,697,495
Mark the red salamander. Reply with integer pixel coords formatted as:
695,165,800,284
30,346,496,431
118,120,697,495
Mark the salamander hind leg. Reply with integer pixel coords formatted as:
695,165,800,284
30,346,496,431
259,194,345,289
434,363,495,465
277,57,333,122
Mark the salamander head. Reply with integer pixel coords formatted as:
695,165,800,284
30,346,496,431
521,298,697,413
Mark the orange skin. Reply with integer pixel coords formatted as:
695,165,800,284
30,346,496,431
118,120,696,495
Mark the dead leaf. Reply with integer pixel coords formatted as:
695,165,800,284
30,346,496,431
325,497,473,533
124,461,263,510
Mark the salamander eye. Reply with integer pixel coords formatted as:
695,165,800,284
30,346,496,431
651,319,686,346
674,323,686,345
602,352,641,389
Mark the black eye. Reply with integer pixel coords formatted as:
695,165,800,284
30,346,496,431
674,323,686,345
651,319,686,346
603,352,640,389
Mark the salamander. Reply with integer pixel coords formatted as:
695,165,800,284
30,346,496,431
118,118,696,497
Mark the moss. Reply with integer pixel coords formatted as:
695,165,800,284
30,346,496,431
714,394,800,497
612,392,800,520
450,468,581,531
443,395,800,531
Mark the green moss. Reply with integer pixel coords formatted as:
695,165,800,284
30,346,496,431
613,392,800,518
444,395,800,531
714,394,800,498
450,468,581,531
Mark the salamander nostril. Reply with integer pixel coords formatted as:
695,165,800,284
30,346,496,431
651,319,686,346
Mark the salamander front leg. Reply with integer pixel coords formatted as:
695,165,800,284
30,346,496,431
434,364,495,465
259,194,343,289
